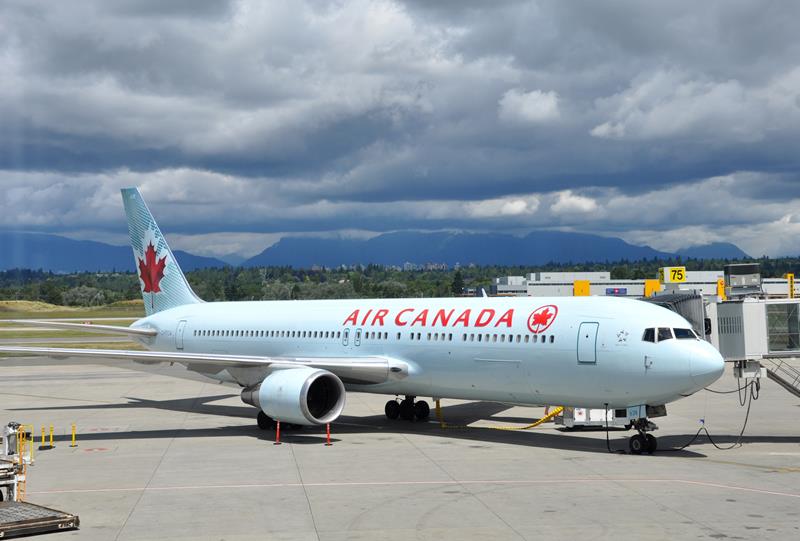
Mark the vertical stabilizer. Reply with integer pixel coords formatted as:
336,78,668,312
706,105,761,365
121,188,201,316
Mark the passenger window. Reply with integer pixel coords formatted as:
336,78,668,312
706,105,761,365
524,335,529,343
549,335,554,343
657,328,673,341
642,328,655,343
477,334,482,342
674,328,697,340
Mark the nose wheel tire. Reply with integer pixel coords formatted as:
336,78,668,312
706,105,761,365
257,411,276,430
629,433,658,454
645,434,657,453
385,400,400,420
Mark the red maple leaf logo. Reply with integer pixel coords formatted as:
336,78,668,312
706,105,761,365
527,305,558,334
138,242,167,294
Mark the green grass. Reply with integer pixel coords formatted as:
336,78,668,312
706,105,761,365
0,340,146,357
0,300,144,320
0,330,133,339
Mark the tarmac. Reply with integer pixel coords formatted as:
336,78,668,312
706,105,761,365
0,358,798,540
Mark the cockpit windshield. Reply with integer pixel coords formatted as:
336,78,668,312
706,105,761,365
642,327,697,342
673,328,698,340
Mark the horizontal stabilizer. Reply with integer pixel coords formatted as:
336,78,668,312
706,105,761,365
0,346,405,385
3,320,158,337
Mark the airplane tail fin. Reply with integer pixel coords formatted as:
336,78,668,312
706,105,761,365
121,187,201,316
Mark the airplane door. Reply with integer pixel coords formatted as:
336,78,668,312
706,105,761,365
342,328,350,346
577,322,598,363
354,328,362,347
176,320,187,350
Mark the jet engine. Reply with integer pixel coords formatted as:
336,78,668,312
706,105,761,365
240,367,346,426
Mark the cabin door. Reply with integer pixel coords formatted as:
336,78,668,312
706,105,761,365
176,320,187,350
577,322,598,364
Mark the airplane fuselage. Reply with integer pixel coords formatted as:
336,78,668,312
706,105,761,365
134,295,724,409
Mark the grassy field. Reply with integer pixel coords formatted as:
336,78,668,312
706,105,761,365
0,301,144,338
0,340,145,357
0,300,145,319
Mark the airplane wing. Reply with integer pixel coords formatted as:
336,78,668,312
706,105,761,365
3,320,158,337
0,346,405,384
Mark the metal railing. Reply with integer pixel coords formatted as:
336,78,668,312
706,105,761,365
762,357,800,398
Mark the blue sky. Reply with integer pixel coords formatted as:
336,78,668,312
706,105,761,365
1,0,799,260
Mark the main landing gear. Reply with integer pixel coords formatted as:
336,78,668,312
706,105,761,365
628,418,658,455
385,396,430,422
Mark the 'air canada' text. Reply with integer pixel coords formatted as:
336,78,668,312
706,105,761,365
342,308,514,328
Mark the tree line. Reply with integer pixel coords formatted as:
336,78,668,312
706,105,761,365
0,256,798,306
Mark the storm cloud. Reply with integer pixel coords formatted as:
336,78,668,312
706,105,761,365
1,0,799,259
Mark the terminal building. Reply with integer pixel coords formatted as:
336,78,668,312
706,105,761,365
491,270,794,299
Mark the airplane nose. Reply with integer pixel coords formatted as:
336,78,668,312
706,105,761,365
691,345,725,387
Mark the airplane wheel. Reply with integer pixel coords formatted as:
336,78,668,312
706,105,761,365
629,434,646,455
646,434,657,454
414,400,430,420
385,400,400,420
399,399,415,421
257,411,275,430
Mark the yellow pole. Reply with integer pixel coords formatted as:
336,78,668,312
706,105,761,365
71,424,77,447
435,399,445,428
49,425,54,448
41,426,46,448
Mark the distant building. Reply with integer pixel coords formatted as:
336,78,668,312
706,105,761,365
491,270,795,298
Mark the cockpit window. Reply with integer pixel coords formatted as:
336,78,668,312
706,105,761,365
657,328,674,341
642,328,655,343
673,328,697,340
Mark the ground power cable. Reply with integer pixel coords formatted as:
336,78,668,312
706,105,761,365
602,378,760,455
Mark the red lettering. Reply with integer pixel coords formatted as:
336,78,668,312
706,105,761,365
395,308,414,326
343,310,359,326
411,309,429,326
360,309,373,326
474,309,495,327
453,309,471,326
432,309,454,327
494,309,514,328
371,309,389,326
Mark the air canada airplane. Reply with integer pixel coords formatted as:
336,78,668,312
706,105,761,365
0,188,724,454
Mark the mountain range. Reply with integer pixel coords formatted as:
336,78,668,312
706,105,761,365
0,232,227,273
0,231,749,273
243,231,749,267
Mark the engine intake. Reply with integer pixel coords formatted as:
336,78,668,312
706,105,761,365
240,367,346,426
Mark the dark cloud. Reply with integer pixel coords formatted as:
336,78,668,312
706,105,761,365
1,0,799,256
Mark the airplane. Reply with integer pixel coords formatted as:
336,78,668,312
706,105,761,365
0,188,725,454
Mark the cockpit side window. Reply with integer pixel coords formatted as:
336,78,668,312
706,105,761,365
657,327,674,341
642,328,655,343
673,328,697,340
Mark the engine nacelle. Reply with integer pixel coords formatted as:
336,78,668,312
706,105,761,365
240,367,346,426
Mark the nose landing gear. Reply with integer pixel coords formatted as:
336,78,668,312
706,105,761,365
629,419,658,454
385,396,430,421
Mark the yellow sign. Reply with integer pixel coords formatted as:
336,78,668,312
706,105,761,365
785,273,795,299
717,278,727,301
659,266,686,284
644,279,661,298
573,280,590,296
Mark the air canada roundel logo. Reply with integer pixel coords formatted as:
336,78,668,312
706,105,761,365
527,305,558,334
